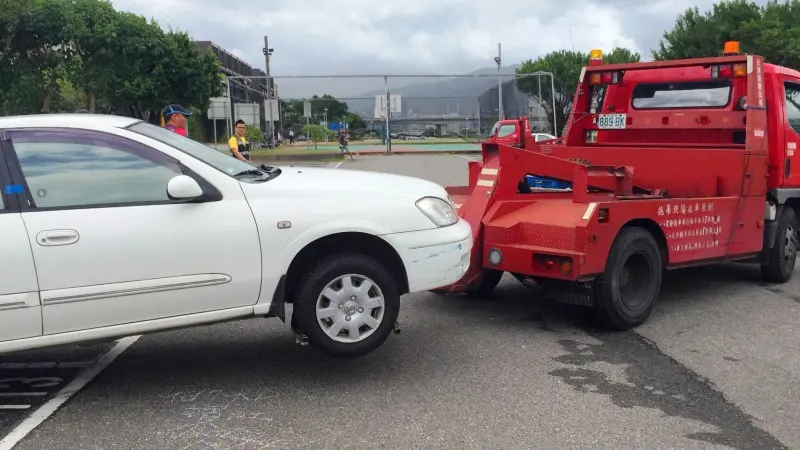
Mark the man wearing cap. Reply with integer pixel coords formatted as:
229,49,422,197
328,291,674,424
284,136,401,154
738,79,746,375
161,104,192,137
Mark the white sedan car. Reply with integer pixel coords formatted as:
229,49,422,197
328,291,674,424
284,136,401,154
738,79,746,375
0,114,472,358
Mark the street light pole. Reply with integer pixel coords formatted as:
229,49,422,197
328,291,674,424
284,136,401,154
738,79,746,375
323,108,328,142
495,43,503,121
262,36,274,145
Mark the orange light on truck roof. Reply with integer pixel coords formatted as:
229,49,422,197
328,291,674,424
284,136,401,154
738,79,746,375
589,49,603,60
723,41,740,55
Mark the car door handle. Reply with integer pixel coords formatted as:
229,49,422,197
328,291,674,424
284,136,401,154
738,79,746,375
36,229,80,246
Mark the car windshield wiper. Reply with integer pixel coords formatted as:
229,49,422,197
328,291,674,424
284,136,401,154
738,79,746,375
233,165,282,180
233,169,264,177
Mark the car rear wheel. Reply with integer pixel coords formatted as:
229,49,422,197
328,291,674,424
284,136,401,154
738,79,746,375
594,227,662,330
293,253,400,358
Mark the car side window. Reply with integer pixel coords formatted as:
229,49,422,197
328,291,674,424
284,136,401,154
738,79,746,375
9,129,181,209
784,82,800,135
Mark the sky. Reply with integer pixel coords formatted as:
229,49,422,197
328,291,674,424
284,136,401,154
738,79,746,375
108,0,765,97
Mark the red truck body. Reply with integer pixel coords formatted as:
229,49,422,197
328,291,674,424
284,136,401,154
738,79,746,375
440,44,800,328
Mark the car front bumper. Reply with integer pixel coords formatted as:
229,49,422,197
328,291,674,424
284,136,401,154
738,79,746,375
382,219,473,293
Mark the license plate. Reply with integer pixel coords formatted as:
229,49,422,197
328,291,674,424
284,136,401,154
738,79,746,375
597,114,626,129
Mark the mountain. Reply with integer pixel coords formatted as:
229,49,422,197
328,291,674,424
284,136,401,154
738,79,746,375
346,64,523,118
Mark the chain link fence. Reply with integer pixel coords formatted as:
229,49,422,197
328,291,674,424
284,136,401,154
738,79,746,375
208,73,556,149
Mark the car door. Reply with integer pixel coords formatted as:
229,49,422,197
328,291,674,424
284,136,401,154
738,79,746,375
0,133,42,345
4,127,262,336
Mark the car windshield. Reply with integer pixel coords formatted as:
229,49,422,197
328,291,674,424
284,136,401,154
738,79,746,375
126,121,258,177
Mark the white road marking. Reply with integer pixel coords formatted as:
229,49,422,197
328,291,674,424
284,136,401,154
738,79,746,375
0,406,30,410
0,393,46,397
0,336,140,450
453,155,480,162
333,161,343,169
0,362,92,370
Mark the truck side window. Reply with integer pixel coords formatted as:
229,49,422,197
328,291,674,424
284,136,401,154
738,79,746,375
784,82,800,135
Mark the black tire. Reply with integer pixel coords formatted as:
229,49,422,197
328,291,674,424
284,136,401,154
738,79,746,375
594,227,663,330
761,207,798,283
466,269,504,298
292,253,401,359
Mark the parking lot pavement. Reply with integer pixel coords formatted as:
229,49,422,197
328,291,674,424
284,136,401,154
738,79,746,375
0,341,116,437
2,154,798,449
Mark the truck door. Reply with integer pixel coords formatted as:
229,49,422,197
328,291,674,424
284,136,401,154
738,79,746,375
0,134,43,345
781,80,800,185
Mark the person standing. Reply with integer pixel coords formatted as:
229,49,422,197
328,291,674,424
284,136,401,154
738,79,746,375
161,104,192,137
338,130,354,160
228,119,250,161
288,128,295,144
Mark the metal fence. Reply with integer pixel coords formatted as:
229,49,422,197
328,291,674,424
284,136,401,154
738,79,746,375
206,73,556,146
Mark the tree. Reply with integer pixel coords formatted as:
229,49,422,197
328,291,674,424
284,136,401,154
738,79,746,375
652,0,800,68
0,0,223,120
280,96,352,129
652,0,762,61
345,113,366,130
1,0,82,114
516,48,640,135
309,94,349,122
303,124,329,149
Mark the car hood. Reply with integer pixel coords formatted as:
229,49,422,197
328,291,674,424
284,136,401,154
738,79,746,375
238,166,452,234
252,166,450,197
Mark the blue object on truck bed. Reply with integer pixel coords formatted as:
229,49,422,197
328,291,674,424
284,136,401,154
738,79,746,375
526,175,572,190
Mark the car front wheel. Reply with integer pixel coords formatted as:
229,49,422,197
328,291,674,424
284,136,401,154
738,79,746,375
293,253,401,358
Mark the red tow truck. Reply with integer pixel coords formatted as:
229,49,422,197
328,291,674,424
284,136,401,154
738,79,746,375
439,42,800,329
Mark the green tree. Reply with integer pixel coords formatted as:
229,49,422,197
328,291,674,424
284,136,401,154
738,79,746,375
516,47,640,135
652,0,800,69
280,99,305,128
0,0,223,120
309,94,349,122
303,124,328,149
345,113,366,130
1,0,82,114
652,0,762,61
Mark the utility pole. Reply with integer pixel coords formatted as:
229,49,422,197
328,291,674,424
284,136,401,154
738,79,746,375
495,43,503,121
263,36,274,144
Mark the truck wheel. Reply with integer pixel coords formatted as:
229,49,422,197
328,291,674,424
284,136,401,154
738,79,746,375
594,227,662,330
292,253,401,359
761,207,798,283
466,269,504,298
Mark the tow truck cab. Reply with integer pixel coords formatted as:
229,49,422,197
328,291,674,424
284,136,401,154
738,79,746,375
440,42,800,330
580,46,800,192
486,119,557,146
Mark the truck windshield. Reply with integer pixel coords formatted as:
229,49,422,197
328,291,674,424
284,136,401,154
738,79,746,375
497,124,516,137
126,121,257,177
631,80,732,109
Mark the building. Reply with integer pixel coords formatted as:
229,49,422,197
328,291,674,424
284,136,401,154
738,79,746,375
194,41,278,136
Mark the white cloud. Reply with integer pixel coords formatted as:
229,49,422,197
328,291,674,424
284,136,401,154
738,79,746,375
109,0,771,91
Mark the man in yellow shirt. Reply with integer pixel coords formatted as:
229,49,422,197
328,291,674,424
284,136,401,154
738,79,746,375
228,120,250,161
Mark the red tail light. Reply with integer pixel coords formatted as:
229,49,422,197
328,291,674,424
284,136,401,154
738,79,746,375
711,63,746,78
590,71,622,85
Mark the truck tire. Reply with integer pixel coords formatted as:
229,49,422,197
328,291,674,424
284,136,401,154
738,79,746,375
292,253,401,359
761,207,798,283
466,269,504,298
594,227,663,330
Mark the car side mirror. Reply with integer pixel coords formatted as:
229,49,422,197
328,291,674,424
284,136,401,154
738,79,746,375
167,175,203,200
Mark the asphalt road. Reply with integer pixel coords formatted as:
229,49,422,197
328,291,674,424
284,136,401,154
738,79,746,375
1,154,798,450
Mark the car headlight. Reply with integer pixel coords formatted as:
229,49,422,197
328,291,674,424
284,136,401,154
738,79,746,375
416,196,458,227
